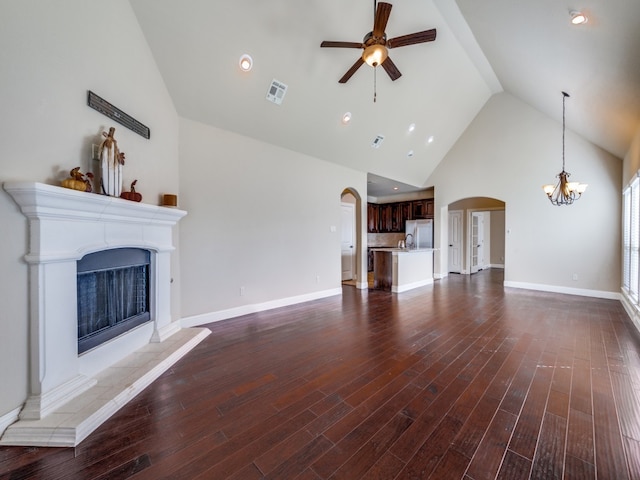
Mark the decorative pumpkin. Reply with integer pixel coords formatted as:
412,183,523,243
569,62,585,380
120,180,142,202
61,167,91,192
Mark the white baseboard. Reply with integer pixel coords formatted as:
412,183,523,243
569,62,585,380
181,288,342,327
392,278,434,293
0,406,21,438
490,264,505,269
504,280,622,300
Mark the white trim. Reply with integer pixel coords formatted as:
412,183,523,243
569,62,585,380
434,272,448,280
504,281,621,300
490,264,505,269
356,281,368,289
20,375,96,420
392,278,434,293
620,290,640,336
181,288,342,327
0,406,21,438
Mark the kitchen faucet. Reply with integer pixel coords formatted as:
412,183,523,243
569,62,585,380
404,233,414,248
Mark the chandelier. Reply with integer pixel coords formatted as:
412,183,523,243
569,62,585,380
542,91,588,205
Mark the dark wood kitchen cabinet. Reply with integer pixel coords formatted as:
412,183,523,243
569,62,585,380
367,203,380,233
378,204,393,232
412,199,434,219
367,199,434,233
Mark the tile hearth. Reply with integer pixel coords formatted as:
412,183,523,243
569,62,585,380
1,327,210,447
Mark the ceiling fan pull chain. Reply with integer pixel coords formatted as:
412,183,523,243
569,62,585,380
374,67,377,102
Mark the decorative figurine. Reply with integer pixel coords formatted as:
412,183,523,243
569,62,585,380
100,127,125,196
61,167,92,192
120,180,142,202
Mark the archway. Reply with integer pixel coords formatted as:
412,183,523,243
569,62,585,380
340,188,366,288
446,197,506,275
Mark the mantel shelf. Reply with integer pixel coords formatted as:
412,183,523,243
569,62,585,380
3,181,186,226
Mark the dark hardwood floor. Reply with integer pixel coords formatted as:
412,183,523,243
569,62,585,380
2,269,640,479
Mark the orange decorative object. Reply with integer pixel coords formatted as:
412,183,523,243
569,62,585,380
61,167,91,192
120,180,142,202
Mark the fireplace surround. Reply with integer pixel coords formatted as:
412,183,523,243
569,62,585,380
1,182,210,446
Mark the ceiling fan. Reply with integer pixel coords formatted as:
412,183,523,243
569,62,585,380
320,1,437,85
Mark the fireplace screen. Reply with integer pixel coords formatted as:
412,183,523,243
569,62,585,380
77,248,151,354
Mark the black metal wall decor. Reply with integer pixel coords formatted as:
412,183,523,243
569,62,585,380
87,90,150,139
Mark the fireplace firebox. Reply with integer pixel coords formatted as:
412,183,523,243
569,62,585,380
77,248,151,354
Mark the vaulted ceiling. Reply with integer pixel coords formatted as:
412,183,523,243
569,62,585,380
130,0,640,197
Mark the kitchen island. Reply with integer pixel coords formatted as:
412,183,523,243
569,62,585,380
370,248,434,292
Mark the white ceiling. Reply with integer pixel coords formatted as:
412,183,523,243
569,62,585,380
130,0,640,198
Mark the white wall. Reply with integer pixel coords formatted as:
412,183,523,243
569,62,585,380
623,127,640,186
0,1,179,421
428,92,622,295
490,210,506,266
178,118,367,322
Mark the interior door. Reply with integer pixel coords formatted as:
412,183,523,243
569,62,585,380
470,212,485,274
341,202,355,281
448,210,462,273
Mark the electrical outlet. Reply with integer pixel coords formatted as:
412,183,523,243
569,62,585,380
316,275,320,283
240,286,245,296
572,273,578,281
92,144,100,161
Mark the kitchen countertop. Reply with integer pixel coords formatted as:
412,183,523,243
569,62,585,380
369,247,435,254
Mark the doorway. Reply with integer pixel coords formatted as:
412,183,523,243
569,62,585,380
448,210,463,273
340,188,364,288
470,211,486,274
340,202,355,281
446,197,505,276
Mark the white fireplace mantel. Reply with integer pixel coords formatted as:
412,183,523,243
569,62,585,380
1,182,210,446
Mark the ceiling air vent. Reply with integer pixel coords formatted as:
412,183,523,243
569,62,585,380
266,79,288,105
371,135,385,148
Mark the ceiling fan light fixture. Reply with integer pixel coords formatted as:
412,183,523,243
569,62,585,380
362,44,388,67
239,54,253,71
570,11,588,25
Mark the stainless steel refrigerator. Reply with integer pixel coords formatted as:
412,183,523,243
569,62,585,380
405,219,433,249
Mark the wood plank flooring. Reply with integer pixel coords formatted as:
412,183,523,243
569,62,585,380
2,269,640,479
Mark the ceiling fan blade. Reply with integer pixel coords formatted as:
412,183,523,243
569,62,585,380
321,41,363,49
339,58,365,83
373,2,392,38
387,29,437,49
381,56,402,81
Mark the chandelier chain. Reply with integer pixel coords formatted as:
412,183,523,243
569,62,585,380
562,91,568,172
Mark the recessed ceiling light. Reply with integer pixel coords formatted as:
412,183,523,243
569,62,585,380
426,135,435,144
407,150,414,157
393,187,399,191
342,112,352,124
408,123,416,133
239,54,253,71
570,10,588,25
